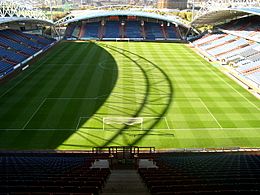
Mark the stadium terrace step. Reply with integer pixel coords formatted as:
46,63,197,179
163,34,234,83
101,170,151,195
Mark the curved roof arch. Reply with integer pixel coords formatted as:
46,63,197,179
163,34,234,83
59,10,190,29
192,7,260,26
0,17,53,26
0,0,53,26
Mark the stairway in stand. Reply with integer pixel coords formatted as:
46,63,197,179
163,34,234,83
101,169,151,195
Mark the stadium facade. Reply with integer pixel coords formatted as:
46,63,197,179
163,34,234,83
61,10,190,41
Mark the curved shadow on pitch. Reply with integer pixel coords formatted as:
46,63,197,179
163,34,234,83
0,41,118,149
98,43,174,147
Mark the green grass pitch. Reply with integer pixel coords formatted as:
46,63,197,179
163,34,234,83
0,41,259,150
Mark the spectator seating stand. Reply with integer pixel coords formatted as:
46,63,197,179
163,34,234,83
1,148,260,195
0,29,56,79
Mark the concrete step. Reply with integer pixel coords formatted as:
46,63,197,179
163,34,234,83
101,170,150,195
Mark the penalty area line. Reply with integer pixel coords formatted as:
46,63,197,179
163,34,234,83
171,97,223,129
203,63,260,111
75,116,102,130
198,98,223,129
164,117,171,130
22,98,47,130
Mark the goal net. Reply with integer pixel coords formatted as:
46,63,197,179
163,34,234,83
103,117,143,130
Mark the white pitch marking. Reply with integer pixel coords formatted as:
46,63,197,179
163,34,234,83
203,63,260,111
0,44,66,99
198,98,223,129
164,117,171,130
3,95,258,131
0,59,50,99
75,117,83,130
22,98,47,129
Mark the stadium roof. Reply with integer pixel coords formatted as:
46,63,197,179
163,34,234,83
0,17,53,26
59,10,190,28
192,7,260,26
0,0,53,25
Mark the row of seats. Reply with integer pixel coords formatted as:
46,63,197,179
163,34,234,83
145,22,165,40
104,21,120,38
193,33,225,46
138,152,260,194
124,21,142,38
81,22,100,38
0,29,56,78
65,21,179,40
0,154,110,195
192,31,260,86
219,16,260,41
1,151,260,194
199,34,237,50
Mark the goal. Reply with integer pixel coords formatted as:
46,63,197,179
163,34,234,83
115,38,130,42
103,117,143,130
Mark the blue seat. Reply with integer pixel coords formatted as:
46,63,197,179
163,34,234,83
0,29,55,78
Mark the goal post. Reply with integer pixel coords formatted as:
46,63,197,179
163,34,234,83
103,117,143,130
115,38,130,42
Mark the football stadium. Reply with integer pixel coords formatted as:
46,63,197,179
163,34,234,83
0,0,260,194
